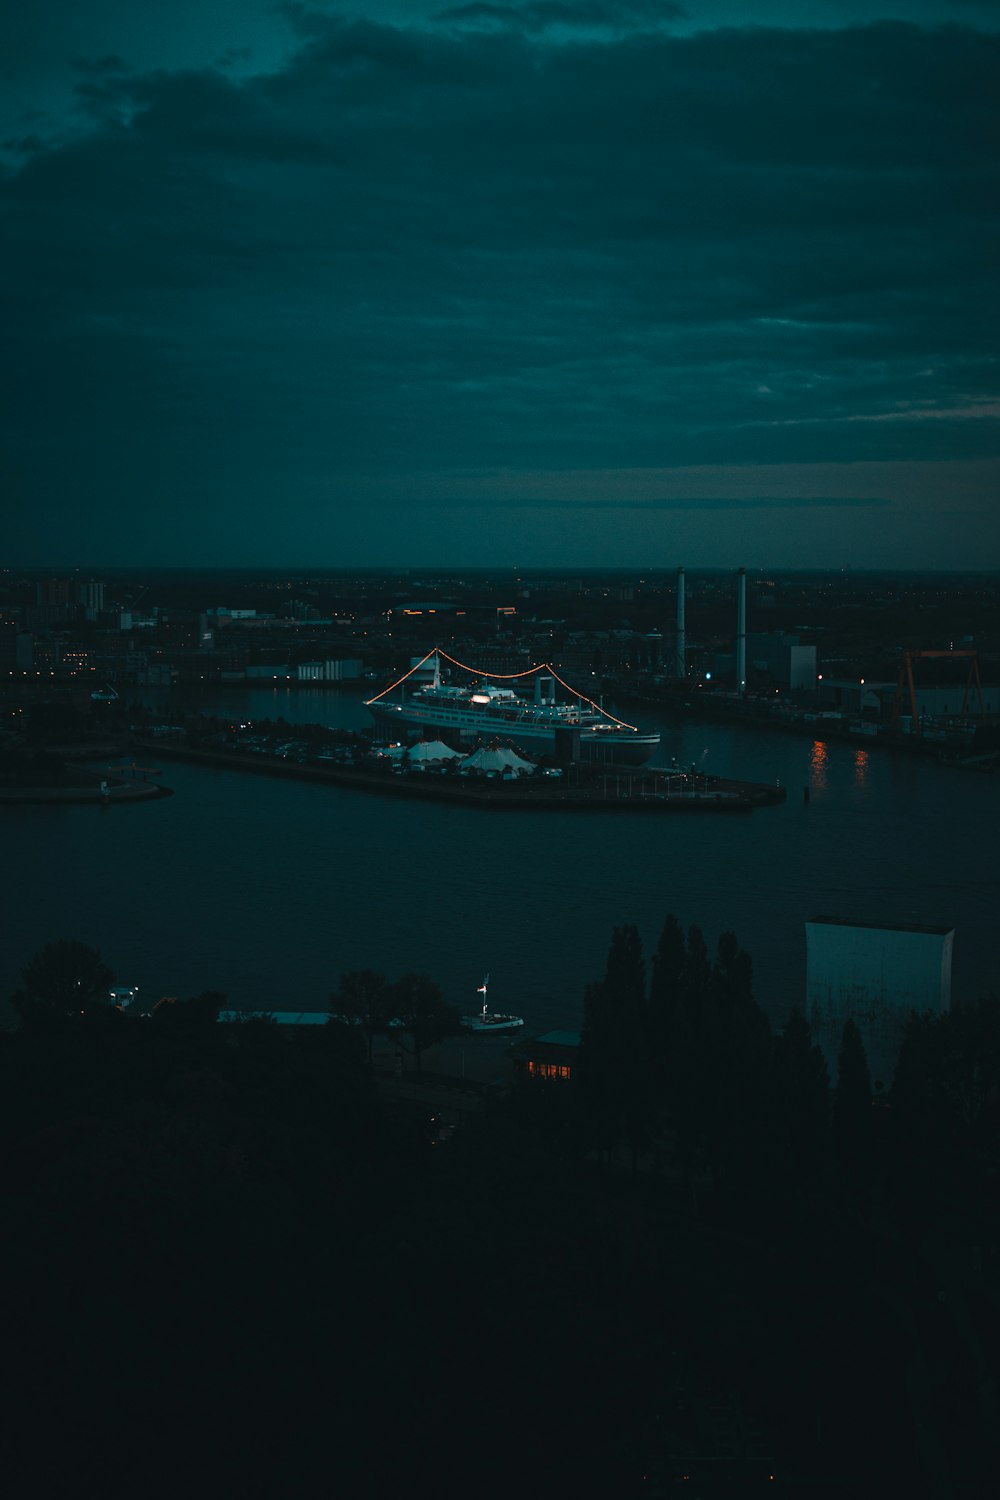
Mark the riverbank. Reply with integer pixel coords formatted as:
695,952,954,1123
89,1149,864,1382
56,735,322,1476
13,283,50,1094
133,738,785,812
617,683,996,766
0,777,171,806
7,696,996,1036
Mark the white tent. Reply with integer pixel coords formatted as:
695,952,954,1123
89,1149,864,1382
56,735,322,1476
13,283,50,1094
459,745,535,775
407,739,463,762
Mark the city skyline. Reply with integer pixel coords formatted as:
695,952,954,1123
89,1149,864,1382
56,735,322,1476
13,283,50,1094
4,1,998,568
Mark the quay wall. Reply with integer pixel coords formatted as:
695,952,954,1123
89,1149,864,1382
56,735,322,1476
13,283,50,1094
132,740,784,813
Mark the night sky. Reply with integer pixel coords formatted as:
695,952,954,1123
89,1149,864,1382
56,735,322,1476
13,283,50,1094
4,2,998,568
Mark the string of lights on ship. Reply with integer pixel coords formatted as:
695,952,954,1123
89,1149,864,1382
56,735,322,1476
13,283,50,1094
365,646,639,730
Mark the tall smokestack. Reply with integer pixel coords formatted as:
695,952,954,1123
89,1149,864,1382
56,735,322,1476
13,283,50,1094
736,567,747,696
675,567,685,680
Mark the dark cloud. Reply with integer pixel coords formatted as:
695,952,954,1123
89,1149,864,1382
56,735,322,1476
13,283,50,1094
377,494,890,507
434,1,688,32
2,12,998,563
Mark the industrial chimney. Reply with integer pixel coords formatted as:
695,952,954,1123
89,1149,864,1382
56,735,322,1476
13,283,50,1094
675,567,685,680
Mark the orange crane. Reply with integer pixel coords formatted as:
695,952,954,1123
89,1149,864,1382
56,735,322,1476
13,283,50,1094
891,648,983,732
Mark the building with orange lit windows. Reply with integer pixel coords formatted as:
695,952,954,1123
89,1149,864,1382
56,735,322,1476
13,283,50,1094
509,1030,580,1083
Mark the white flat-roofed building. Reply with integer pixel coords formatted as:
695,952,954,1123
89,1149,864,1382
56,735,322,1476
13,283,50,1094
805,917,954,1088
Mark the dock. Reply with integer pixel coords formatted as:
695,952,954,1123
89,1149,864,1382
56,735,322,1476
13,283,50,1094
131,739,784,812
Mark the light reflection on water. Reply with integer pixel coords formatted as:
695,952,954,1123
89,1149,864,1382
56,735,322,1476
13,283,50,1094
809,739,829,791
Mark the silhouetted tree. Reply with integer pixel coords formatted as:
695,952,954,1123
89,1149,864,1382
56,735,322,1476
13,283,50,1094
662,924,716,1178
604,924,646,1029
150,990,225,1035
385,973,462,1074
774,1009,831,1190
21,939,115,1018
648,913,686,1078
887,1009,947,1227
580,924,649,1161
938,995,1000,1132
833,1019,873,1206
701,933,777,1196
332,969,390,1067
711,930,755,1014
890,997,1000,1228
682,924,712,1005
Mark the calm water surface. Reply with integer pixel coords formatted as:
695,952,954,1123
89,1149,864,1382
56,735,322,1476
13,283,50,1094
4,685,996,1032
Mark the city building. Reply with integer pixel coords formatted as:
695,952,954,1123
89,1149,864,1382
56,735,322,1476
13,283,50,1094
748,632,817,691
296,658,362,682
805,917,954,1088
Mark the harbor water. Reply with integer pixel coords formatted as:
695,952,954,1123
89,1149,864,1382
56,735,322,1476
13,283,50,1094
3,683,996,1034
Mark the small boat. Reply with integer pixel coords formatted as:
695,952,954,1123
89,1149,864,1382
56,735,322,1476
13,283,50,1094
461,974,524,1033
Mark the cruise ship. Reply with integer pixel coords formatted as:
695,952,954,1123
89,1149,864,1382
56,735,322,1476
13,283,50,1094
366,650,660,766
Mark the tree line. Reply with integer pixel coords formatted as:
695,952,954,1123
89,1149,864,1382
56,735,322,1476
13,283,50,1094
13,927,999,1233
579,915,1000,1235
11,938,465,1076
5,928,1000,1493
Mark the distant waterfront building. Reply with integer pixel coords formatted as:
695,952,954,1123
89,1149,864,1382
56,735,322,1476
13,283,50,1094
35,578,74,609
246,662,292,679
819,680,998,721
748,633,817,691
15,632,33,671
0,621,18,672
76,579,105,615
296,658,362,682
883,683,997,721
137,663,174,686
805,917,954,1088
31,578,105,616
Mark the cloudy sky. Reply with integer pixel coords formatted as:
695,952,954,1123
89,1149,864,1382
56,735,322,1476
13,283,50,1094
3,1,998,568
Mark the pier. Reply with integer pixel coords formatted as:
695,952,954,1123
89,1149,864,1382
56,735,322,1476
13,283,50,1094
131,738,784,812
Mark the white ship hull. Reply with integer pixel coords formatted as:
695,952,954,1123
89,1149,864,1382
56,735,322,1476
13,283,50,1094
460,1013,525,1033
369,701,659,766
